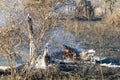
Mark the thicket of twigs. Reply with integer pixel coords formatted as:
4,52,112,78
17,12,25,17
0,0,120,80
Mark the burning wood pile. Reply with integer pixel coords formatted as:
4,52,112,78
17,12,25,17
75,0,94,20
62,45,99,63
63,45,78,60
49,44,97,64
49,45,79,63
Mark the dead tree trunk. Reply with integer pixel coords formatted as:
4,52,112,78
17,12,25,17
27,14,36,62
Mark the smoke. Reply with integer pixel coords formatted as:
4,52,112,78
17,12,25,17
0,0,25,27
44,27,84,54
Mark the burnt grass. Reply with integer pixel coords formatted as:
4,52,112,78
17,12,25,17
1,62,120,80
31,62,120,80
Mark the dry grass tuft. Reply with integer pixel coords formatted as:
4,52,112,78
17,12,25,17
105,11,120,27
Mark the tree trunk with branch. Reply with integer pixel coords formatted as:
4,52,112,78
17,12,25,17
27,15,36,61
